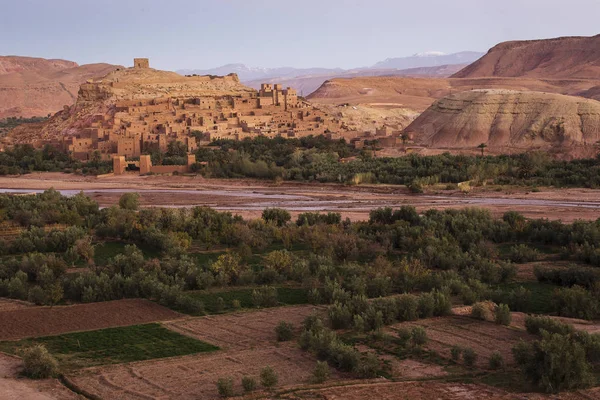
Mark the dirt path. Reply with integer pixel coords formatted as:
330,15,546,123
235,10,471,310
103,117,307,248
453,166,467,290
1,173,600,222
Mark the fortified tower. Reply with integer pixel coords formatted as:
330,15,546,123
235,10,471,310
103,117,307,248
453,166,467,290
133,58,150,69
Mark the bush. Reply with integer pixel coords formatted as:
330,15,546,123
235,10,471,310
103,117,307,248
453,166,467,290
450,346,462,362
262,208,291,227
231,299,241,309
312,361,330,383
471,302,492,321
260,366,278,388
513,332,594,393
495,304,511,326
215,297,225,313
397,327,412,347
552,286,599,320
251,286,278,307
463,348,477,367
20,345,59,379
241,376,257,392
118,193,139,210
216,377,234,397
355,353,380,378
525,316,575,336
275,321,294,342
411,326,428,347
489,351,504,370
507,244,539,263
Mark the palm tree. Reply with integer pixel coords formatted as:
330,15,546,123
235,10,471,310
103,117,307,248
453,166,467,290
401,133,409,145
477,143,488,156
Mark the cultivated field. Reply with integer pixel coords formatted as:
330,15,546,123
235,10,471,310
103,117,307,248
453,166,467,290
68,305,338,399
282,380,600,400
0,299,182,340
386,316,533,367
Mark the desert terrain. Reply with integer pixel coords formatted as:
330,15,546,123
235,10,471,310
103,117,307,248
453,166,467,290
0,56,120,118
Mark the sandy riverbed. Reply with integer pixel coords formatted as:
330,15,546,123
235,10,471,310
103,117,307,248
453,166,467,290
0,173,599,222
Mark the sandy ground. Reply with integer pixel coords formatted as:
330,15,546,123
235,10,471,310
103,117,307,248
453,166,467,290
0,299,182,341
1,173,600,222
0,353,81,400
69,305,340,400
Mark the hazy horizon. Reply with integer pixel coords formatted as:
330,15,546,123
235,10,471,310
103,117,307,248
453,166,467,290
1,0,599,71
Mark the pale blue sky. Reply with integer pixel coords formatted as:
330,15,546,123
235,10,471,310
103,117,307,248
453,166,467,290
1,0,598,70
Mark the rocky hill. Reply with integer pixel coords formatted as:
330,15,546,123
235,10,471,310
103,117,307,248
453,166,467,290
0,56,121,118
452,35,600,79
404,89,600,157
307,76,600,111
5,65,256,145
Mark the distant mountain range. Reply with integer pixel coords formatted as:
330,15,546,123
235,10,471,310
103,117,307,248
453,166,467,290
177,64,345,82
177,51,484,96
372,51,484,70
177,52,484,81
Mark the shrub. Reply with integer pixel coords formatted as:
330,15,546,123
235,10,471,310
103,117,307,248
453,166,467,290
471,302,492,321
355,353,380,378
275,321,294,342
495,304,511,326
411,326,428,347
262,208,291,227
231,299,241,309
513,332,594,393
215,297,225,313
525,316,574,336
507,244,539,263
463,348,477,367
20,345,59,379
241,376,257,392
417,293,435,318
27,286,48,305
260,366,278,388
251,286,278,308
328,302,352,329
312,361,330,383
432,290,452,316
450,346,462,362
489,351,504,370
396,294,419,321
118,192,139,210
216,377,234,397
552,286,599,320
308,287,322,305
397,327,412,347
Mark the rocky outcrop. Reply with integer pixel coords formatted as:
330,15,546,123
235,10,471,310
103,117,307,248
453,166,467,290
452,35,600,79
0,56,121,118
404,90,600,156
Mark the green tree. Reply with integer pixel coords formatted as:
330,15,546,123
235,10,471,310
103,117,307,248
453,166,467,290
262,208,291,227
513,332,594,393
118,193,140,210
477,143,488,156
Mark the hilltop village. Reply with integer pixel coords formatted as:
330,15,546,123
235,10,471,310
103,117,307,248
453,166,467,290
14,59,354,166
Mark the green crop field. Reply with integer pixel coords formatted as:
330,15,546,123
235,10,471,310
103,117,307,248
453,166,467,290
0,323,218,369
